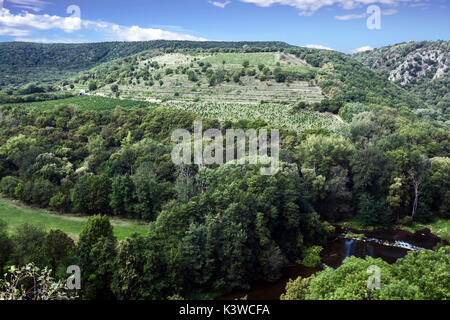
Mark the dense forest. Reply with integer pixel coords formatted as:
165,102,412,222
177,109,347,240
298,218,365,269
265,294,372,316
0,41,449,300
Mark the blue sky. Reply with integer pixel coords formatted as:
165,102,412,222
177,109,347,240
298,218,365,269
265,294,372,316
0,0,448,52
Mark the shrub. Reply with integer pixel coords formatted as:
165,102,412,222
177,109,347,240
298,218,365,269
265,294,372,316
0,176,20,198
88,81,97,91
301,246,323,268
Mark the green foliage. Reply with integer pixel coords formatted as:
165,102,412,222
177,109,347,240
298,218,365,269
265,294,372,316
301,246,323,268
306,247,450,300
111,234,148,300
358,194,394,226
0,220,12,270
72,175,112,215
49,192,69,213
0,176,20,198
307,256,392,300
45,229,74,272
88,81,98,91
339,102,371,122
281,275,315,300
110,174,136,217
10,224,50,268
76,215,116,299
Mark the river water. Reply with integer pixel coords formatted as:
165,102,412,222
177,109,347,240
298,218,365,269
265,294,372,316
218,227,442,300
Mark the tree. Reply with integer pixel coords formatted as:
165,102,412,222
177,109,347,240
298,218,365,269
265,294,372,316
0,134,38,167
380,247,450,300
45,229,74,274
301,246,323,268
274,68,286,83
297,135,355,220
307,256,392,300
73,175,112,215
133,164,163,221
10,224,49,268
49,192,69,213
358,193,394,226
0,220,12,270
76,215,116,300
31,178,56,207
281,275,315,300
110,84,119,93
0,176,20,198
427,157,450,218
111,234,149,300
407,152,431,221
88,81,97,91
242,60,250,68
110,174,136,217
351,147,392,198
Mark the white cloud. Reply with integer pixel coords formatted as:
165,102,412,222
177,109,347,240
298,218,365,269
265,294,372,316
335,12,367,20
349,45,374,53
305,44,335,51
0,8,82,34
7,0,50,12
209,0,232,8
0,8,207,42
109,25,207,41
335,8,398,20
239,0,424,16
14,37,87,43
0,25,29,36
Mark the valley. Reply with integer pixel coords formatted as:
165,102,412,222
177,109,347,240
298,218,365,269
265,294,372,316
0,40,448,301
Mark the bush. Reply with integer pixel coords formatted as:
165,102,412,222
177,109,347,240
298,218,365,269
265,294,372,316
281,275,315,300
31,179,57,207
0,176,20,198
88,81,97,91
110,84,119,93
274,68,286,83
301,246,323,268
49,192,69,213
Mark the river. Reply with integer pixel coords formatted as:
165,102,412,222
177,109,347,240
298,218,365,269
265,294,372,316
218,226,443,300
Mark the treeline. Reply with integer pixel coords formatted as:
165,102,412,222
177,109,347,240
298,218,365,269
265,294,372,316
0,83,75,104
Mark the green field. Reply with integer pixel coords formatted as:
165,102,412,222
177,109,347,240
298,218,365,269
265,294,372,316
4,95,151,111
0,197,149,241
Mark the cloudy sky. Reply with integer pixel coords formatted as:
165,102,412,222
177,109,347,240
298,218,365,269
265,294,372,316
0,0,448,52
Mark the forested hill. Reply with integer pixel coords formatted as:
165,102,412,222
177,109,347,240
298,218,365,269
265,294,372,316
0,41,292,87
353,41,450,109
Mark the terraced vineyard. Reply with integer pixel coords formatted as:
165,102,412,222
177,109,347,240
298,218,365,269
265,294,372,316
64,51,338,132
77,52,322,104
162,101,343,133
2,95,151,111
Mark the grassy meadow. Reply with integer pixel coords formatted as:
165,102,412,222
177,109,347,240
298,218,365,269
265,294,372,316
0,197,149,241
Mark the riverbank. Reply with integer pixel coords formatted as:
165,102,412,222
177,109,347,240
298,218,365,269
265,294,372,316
218,223,448,300
338,218,450,243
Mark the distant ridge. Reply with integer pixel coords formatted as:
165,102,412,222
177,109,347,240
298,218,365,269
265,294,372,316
0,40,294,87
